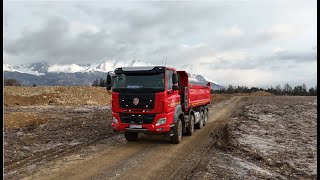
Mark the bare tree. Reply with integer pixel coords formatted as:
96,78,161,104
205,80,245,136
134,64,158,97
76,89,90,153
92,78,99,87
275,85,282,95
284,83,292,95
4,79,22,86
308,87,316,96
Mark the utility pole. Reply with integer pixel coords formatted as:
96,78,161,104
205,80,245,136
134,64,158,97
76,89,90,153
164,56,167,66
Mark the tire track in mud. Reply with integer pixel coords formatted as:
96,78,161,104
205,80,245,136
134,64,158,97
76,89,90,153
27,96,242,180
4,105,113,178
4,132,115,174
148,96,242,180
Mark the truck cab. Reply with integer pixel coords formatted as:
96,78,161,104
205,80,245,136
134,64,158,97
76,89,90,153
107,66,210,144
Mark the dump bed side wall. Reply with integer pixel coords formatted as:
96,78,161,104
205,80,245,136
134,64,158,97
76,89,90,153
177,70,211,111
188,84,211,108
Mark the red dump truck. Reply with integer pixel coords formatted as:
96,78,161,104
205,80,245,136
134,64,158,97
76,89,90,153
106,66,211,144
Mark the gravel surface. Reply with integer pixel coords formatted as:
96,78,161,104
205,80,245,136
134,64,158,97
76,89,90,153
196,96,317,179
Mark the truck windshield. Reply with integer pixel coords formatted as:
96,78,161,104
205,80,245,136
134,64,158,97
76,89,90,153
112,73,165,93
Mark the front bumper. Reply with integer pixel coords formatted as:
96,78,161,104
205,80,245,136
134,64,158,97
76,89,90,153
112,112,174,133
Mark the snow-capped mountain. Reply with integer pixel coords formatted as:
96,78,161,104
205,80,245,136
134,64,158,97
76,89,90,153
4,60,155,74
14,62,48,75
4,62,46,75
47,64,87,73
4,64,18,72
187,73,224,90
3,60,224,89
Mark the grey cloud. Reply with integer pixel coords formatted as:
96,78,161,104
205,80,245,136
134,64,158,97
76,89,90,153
2,2,293,65
253,31,280,44
4,16,139,64
272,51,317,62
69,3,223,64
5,17,68,54
199,57,260,70
198,49,317,70
5,3,218,64
3,0,317,88
93,2,226,44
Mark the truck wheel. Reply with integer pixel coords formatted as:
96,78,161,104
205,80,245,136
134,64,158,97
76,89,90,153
124,132,138,141
195,111,204,129
203,109,208,126
170,118,182,144
186,114,194,136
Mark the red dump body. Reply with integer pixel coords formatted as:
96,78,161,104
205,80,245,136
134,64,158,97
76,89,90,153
177,71,211,111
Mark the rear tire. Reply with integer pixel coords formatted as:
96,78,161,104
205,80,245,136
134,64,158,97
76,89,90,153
195,111,204,129
124,132,138,141
203,109,208,126
186,114,195,136
170,118,182,144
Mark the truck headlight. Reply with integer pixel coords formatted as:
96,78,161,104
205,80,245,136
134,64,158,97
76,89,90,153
155,117,167,126
112,116,119,124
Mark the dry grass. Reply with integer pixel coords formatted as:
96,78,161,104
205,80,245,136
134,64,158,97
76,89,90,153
211,94,233,104
250,90,273,96
4,86,273,108
4,112,47,129
210,91,273,104
4,86,112,107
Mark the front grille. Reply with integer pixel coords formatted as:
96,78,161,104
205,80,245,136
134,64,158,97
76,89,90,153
120,113,155,124
119,93,155,109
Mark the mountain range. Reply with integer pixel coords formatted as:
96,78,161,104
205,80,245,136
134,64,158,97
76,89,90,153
3,60,224,90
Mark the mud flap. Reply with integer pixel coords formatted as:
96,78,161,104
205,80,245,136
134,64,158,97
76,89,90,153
169,124,175,136
113,129,122,134
173,105,182,123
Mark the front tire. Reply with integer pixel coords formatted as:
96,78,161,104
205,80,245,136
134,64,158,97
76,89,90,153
170,118,182,144
124,132,138,141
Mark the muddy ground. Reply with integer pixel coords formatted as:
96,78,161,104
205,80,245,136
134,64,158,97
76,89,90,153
4,106,112,170
3,87,317,179
190,96,317,180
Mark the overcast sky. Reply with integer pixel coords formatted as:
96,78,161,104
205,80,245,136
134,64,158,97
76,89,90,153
3,0,317,87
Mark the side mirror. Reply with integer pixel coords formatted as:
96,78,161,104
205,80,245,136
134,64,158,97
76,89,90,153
172,85,179,90
172,73,179,91
172,73,178,84
106,73,112,91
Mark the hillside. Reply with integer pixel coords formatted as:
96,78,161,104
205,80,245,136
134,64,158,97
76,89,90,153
3,60,224,90
4,86,111,107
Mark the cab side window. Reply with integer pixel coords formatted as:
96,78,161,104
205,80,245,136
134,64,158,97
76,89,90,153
167,70,173,90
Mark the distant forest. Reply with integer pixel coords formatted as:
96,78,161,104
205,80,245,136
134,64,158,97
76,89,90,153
92,78,108,87
212,84,317,96
91,78,317,96
4,79,22,86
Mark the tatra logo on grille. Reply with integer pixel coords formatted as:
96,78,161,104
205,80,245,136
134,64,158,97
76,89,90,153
133,98,139,105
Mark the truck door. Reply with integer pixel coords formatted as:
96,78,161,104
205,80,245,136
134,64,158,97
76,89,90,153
166,70,180,113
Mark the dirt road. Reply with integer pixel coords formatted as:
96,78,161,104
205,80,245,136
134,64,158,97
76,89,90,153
14,97,241,180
